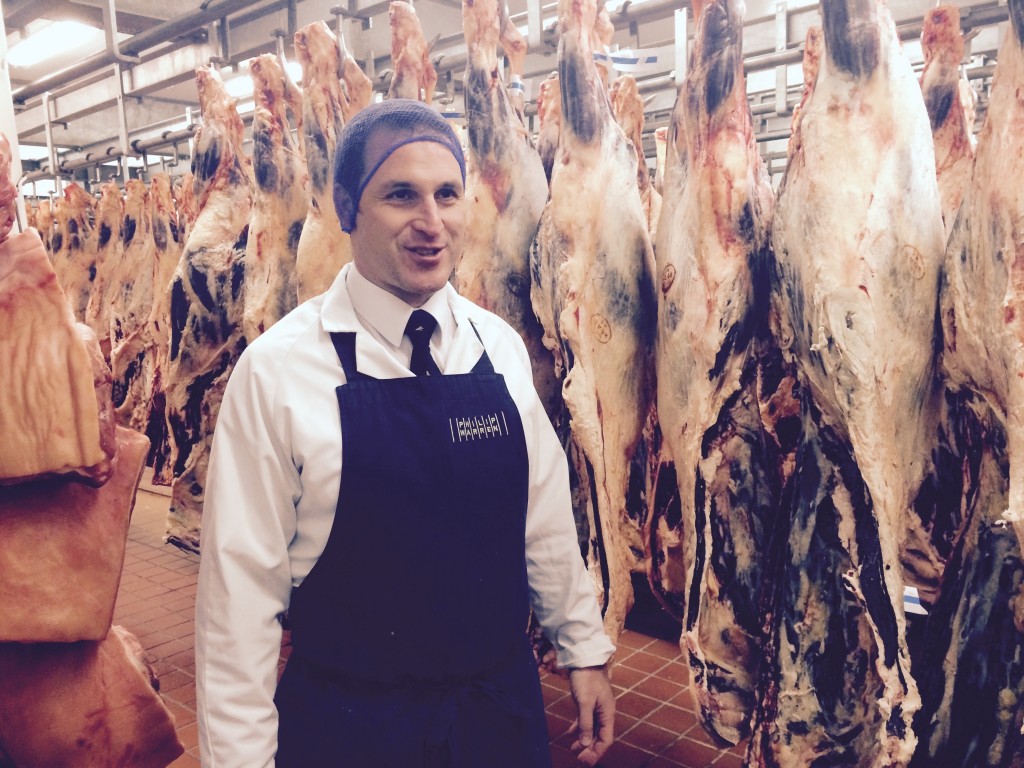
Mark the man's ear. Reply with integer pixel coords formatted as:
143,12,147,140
334,184,355,232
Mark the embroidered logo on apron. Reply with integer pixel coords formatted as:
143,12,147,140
450,412,509,442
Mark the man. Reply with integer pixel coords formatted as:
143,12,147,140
195,98,616,767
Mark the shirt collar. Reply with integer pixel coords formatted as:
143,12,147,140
322,262,457,346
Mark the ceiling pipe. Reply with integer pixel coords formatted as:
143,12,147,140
12,0,265,105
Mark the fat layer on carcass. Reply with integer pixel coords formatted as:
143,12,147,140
83,181,125,359
0,229,115,485
908,393,1024,767
387,1,437,103
294,21,354,303
242,53,306,341
0,625,184,767
652,0,777,744
532,0,657,640
50,183,96,321
147,173,185,485
165,66,253,552
0,426,148,642
760,0,947,759
110,178,158,434
610,75,662,241
920,5,974,240
457,0,559,422
940,0,1024,557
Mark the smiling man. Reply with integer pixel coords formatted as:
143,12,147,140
195,99,616,768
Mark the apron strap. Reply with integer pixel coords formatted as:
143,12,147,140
468,319,495,374
329,331,374,381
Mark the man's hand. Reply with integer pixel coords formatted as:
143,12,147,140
568,666,615,766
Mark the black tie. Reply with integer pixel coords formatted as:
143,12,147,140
404,309,442,377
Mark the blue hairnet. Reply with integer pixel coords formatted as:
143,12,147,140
333,99,466,233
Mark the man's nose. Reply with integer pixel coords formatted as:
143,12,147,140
413,197,444,234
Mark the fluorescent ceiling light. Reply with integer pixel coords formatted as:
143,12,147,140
19,145,62,161
8,21,104,69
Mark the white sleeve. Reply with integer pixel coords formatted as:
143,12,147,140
515,338,617,669
195,348,300,767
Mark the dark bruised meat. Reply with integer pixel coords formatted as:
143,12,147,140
909,394,1024,768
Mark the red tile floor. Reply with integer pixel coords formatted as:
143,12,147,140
116,478,747,767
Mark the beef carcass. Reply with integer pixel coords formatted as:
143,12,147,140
50,183,96,322
109,179,157,434
497,2,528,121
0,625,184,767
941,0,1024,557
33,197,53,255
755,0,947,759
0,229,115,486
920,5,974,239
387,1,437,103
907,393,1024,768
652,0,777,743
0,133,16,243
147,173,185,485
294,21,354,303
173,171,197,245
341,40,374,121
83,181,125,360
610,74,662,240
535,73,562,184
457,0,558,422
0,426,149,642
532,0,657,640
165,66,253,552
242,53,306,342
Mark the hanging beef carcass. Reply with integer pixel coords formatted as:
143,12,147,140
50,183,96,322
497,2,528,121
34,197,53,255
173,171,197,246
535,73,562,184
652,0,777,744
610,75,662,241
941,0,1024,558
83,181,125,360
242,54,306,342
907,391,1024,768
750,0,947,759
164,66,253,552
0,425,149,643
341,42,373,121
457,0,558,422
0,228,116,486
109,179,157,434
387,1,437,103
0,625,184,767
294,21,355,303
532,0,657,641
920,5,975,239
147,173,185,485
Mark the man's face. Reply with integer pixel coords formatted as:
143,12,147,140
348,141,466,308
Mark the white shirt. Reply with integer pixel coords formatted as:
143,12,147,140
195,263,615,767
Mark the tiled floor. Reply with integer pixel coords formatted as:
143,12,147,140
116,482,747,767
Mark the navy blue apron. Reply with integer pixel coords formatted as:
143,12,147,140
275,324,552,768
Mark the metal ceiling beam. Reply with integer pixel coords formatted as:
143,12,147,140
11,0,268,104
15,40,220,138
